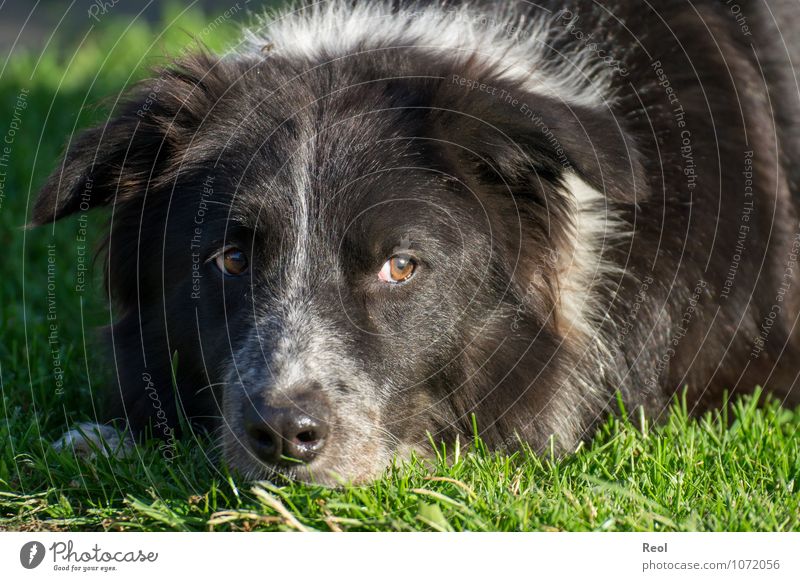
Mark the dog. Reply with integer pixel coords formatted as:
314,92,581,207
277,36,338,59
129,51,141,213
33,0,800,484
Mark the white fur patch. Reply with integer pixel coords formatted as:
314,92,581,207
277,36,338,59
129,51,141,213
521,174,627,447
53,422,134,459
239,1,611,109
556,173,625,339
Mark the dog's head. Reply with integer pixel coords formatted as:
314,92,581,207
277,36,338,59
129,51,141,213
33,45,643,484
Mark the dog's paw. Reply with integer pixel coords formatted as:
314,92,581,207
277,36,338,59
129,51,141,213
53,422,134,459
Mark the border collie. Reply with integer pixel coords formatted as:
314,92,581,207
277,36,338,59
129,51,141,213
33,0,800,484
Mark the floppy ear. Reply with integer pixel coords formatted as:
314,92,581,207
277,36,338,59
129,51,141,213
433,78,647,204
31,52,223,226
30,112,163,225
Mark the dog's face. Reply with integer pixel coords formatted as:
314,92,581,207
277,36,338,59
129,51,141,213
33,51,642,484
215,140,497,482
205,101,504,483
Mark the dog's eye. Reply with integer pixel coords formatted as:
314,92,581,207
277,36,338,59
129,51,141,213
378,254,417,283
215,246,249,276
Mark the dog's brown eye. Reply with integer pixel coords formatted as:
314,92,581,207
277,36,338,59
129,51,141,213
379,254,417,283
215,247,248,276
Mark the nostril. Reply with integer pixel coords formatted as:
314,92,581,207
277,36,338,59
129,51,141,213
283,409,330,463
295,429,318,444
243,407,283,464
250,426,275,447
245,424,282,462
286,417,328,452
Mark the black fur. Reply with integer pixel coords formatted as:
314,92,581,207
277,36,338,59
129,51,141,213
33,0,800,483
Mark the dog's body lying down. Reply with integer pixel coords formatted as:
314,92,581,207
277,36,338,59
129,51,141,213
34,0,800,484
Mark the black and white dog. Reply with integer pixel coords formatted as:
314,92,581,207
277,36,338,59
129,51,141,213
33,0,800,484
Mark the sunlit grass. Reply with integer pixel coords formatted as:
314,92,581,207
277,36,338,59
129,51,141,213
1,1,798,532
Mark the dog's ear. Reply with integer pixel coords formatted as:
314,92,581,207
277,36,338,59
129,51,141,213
433,78,647,204
31,113,160,225
31,52,223,226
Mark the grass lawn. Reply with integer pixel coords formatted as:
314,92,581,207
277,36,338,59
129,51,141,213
1,2,799,532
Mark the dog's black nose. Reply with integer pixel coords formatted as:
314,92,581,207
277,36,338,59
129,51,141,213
243,392,330,466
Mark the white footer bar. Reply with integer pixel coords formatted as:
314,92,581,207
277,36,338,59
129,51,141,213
2,532,798,580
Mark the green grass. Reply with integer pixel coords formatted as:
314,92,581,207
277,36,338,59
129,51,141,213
2,2,799,532
3,391,799,531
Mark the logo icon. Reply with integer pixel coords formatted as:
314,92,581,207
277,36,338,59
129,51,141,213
20,541,46,569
